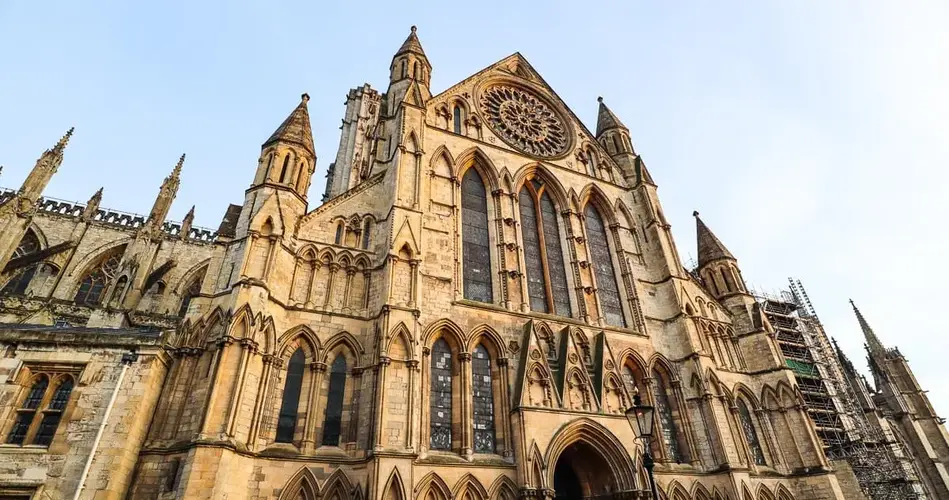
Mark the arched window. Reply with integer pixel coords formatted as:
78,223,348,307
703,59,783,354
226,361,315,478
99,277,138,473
584,205,625,327
110,275,128,304
738,399,765,465
587,150,597,177
276,348,305,443
178,269,205,317
472,344,495,453
2,231,43,296
34,378,73,446
413,61,418,79
518,181,571,316
612,135,623,153
400,59,407,79
75,250,122,305
6,376,47,445
322,354,347,446
430,338,452,450
453,106,463,135
461,168,492,303
279,154,291,183
362,219,372,249
651,368,683,462
334,223,344,245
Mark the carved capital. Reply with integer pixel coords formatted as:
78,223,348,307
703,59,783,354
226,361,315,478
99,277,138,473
311,361,328,373
577,260,590,269
503,217,516,226
507,269,523,279
583,286,595,295
378,355,392,367
505,242,518,251
422,346,431,356
458,352,472,362
497,357,509,367
407,359,420,370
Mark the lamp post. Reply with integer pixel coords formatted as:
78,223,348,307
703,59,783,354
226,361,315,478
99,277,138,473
625,394,659,500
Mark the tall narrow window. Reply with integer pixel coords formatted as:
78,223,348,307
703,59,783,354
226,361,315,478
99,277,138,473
2,231,42,296
75,250,123,305
461,169,492,303
738,399,765,465
361,219,372,249
400,60,407,79
584,205,625,326
276,348,305,443
279,155,290,183
322,354,347,446
587,151,597,177
472,344,495,453
651,369,683,463
518,181,571,316
453,106,463,135
7,376,47,445
612,135,622,153
430,339,452,450
334,223,344,245
33,378,73,446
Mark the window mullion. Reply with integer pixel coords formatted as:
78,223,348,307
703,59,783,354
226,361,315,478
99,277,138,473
532,191,556,313
23,380,54,445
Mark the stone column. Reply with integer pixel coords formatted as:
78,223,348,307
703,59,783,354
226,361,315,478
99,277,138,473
459,351,473,458
302,361,327,452
247,354,275,449
372,356,391,450
225,339,256,437
406,359,419,450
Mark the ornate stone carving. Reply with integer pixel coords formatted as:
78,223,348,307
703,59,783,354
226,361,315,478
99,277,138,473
479,84,569,158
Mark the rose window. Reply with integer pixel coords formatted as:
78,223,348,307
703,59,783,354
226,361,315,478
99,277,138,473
479,84,569,158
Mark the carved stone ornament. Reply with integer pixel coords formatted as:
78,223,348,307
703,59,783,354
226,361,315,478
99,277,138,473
568,352,580,364
508,340,520,353
604,359,615,370
530,349,542,360
479,84,570,158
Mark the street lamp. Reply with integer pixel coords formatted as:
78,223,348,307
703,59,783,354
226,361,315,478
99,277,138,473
626,394,659,500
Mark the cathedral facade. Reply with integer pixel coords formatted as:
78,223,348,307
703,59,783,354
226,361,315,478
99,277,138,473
0,27,946,500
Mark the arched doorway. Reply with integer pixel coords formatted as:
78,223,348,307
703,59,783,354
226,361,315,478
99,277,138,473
553,441,618,500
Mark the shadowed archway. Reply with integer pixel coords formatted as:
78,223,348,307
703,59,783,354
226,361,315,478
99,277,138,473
553,440,617,500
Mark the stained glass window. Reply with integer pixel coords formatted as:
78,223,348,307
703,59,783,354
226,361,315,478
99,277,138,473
276,348,305,443
622,365,639,397
6,376,47,445
322,354,347,446
2,231,42,296
519,189,547,312
518,182,571,317
362,219,372,249
462,169,492,303
74,250,122,305
472,344,495,453
738,399,766,465
651,369,683,463
33,378,72,446
335,224,344,245
430,339,452,450
584,205,624,327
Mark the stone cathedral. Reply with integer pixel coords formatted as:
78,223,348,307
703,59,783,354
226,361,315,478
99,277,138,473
0,27,946,500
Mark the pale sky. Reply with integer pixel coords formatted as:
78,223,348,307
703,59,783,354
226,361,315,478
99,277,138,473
1,2,946,416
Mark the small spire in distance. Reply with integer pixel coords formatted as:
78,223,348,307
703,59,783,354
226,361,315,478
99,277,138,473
183,205,195,222
694,212,735,266
396,25,427,58
172,153,186,178
595,97,628,137
263,94,315,155
52,127,75,153
89,186,104,203
850,299,886,355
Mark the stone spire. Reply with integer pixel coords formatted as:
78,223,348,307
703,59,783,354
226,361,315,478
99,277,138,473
395,25,427,59
146,154,185,227
595,96,627,137
388,26,432,98
180,205,195,238
18,128,74,204
262,94,315,156
850,299,886,356
82,187,103,221
694,211,736,266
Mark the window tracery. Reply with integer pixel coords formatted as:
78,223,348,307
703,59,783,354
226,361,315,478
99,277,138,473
74,250,122,305
322,354,347,446
479,84,569,158
461,169,492,303
6,372,74,447
276,348,305,443
429,339,452,450
584,205,624,327
1,231,43,296
651,368,683,463
518,180,571,316
738,399,766,465
472,344,495,453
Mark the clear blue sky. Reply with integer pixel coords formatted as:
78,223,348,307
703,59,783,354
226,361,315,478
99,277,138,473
2,1,947,415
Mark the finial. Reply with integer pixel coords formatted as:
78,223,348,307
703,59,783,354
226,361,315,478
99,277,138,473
91,186,104,198
410,25,417,33
597,96,604,103
53,127,75,152
301,93,310,103
693,210,700,217
185,205,195,217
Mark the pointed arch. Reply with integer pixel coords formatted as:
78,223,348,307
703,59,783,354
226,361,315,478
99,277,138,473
692,483,713,500
761,384,780,410
465,324,505,356
774,484,794,500
647,353,678,380
415,472,451,500
382,468,406,500
666,480,689,500
732,383,760,409
451,473,488,500
386,322,414,360
577,183,618,227
487,476,518,500
321,469,354,500
278,467,320,500
528,441,546,489
741,483,754,500
321,331,364,365
422,318,466,350
543,418,636,491
72,242,127,305
429,145,455,172
614,199,635,229
511,163,569,210
755,484,776,500
454,147,500,192
277,325,321,360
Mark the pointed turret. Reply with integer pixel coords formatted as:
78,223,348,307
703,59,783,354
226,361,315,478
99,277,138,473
693,211,746,298
262,93,315,156
82,187,103,221
17,128,74,204
146,154,184,228
395,25,427,59
595,97,628,137
180,205,195,238
850,299,886,356
388,26,432,107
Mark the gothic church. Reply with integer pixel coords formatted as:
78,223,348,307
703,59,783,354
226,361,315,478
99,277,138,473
0,27,946,500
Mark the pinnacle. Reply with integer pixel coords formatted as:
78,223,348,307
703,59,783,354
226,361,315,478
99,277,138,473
850,299,886,355
263,95,315,155
695,213,736,266
52,127,75,153
172,153,186,177
395,25,427,59
595,97,627,137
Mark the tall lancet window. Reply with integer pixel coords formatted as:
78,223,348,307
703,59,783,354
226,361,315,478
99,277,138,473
738,399,765,465
453,106,463,135
1,230,42,295
583,205,625,327
322,354,347,446
461,168,492,303
518,180,571,316
472,344,495,453
651,368,683,463
430,339,453,450
276,348,305,443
